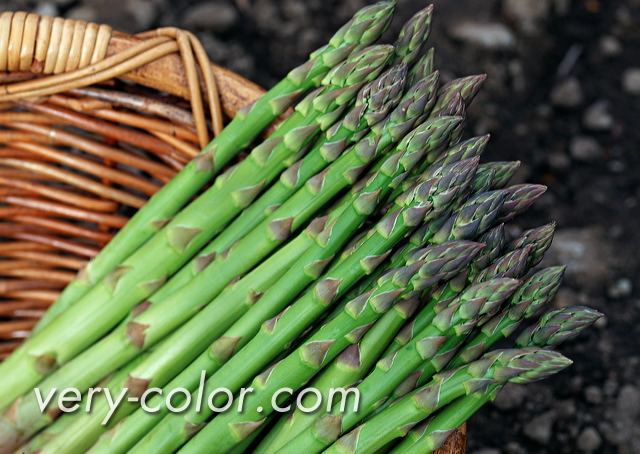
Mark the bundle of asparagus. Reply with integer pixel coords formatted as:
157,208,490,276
0,2,601,453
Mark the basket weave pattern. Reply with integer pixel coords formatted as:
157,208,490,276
0,12,266,355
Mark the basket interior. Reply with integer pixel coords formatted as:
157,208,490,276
0,12,265,356
0,80,220,355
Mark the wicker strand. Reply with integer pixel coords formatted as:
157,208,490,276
0,12,223,142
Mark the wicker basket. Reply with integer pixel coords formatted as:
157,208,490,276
0,12,465,454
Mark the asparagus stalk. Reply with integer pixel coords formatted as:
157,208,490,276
426,74,484,147
390,307,600,454
331,348,572,454
146,66,438,321
36,84,455,454
125,158,478,454
388,133,490,207
276,278,521,454
10,98,422,453
380,134,493,260
40,118,465,454
515,306,603,348
147,2,433,314
0,44,394,413
393,245,533,353
373,265,530,416
1,53,395,448
324,131,492,323
469,166,496,196
349,169,503,330
471,246,534,285
460,160,518,203
384,74,487,202
254,295,424,454
382,199,530,358
180,242,485,453
255,242,485,454
33,0,398,333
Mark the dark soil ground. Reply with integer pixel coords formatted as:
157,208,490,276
2,0,638,452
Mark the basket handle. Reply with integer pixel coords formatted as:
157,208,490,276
0,12,266,147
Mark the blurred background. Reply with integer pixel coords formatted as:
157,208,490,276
0,0,638,452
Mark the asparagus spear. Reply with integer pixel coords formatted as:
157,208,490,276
331,348,572,454
124,159,478,454
33,79,454,453
329,133,493,319
469,224,507,275
254,295,424,454
494,184,547,224
179,242,485,453
431,74,487,114
373,272,528,414
460,160,517,202
479,161,521,189
14,350,153,454
471,246,534,285
506,222,557,268
392,245,533,353
384,134,492,234
349,166,502,323
1,52,394,447
34,0,398,333
384,75,487,201
382,201,533,358
515,306,603,348
469,166,496,196
411,195,551,322
367,226,506,411
392,6,434,66
7,94,426,452
0,44,394,413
